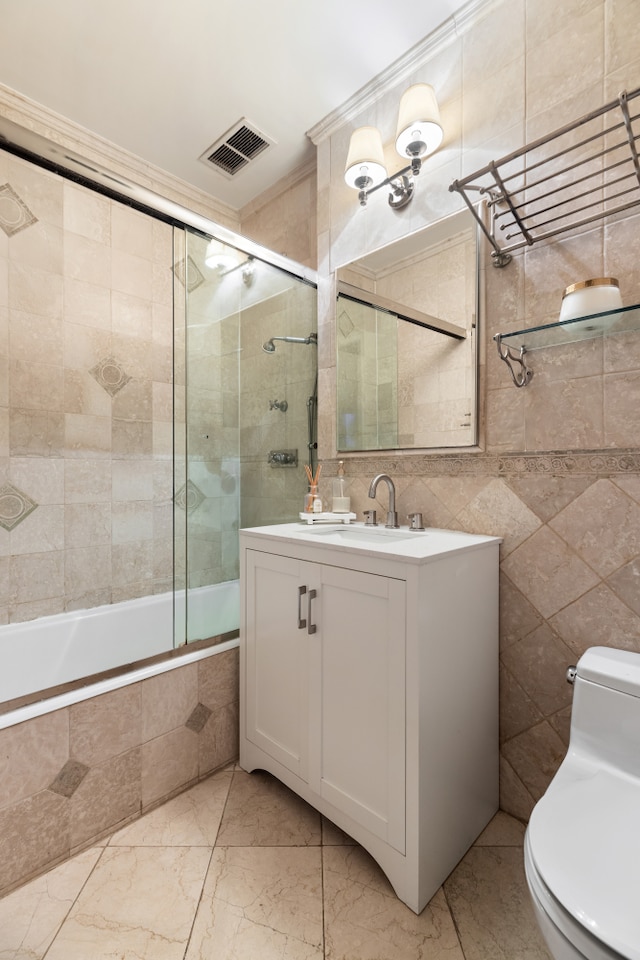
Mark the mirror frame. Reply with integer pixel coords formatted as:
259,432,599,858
334,209,481,454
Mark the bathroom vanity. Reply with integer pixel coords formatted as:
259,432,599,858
239,521,500,913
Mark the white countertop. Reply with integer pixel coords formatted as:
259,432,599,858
240,521,501,563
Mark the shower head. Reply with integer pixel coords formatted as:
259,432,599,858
262,333,318,353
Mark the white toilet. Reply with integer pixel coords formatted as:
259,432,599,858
524,646,640,960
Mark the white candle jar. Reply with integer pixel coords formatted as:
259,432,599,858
559,278,622,322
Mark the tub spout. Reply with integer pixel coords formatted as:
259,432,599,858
368,474,399,529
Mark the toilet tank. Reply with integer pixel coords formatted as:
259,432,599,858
569,646,640,779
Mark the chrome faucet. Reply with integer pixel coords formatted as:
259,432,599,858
368,474,399,529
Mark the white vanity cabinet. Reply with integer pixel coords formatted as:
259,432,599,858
240,523,500,914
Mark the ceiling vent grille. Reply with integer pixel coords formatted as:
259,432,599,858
199,119,274,179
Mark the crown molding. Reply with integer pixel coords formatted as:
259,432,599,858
239,156,317,221
306,0,502,145
0,83,240,227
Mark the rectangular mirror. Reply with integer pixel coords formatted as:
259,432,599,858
336,208,479,451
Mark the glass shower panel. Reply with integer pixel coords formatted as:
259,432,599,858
238,260,317,530
177,231,242,645
173,226,188,647
177,230,317,646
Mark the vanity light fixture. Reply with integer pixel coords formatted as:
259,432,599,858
344,83,443,209
204,241,239,272
205,241,255,285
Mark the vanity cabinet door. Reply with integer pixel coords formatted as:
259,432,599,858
244,549,311,782
244,547,406,854
309,565,406,853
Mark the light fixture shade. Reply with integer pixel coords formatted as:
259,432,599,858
205,240,239,271
344,126,387,190
395,83,443,160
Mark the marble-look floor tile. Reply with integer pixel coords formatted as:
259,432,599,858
474,811,526,846
444,846,552,959
322,845,464,960
186,846,323,960
44,846,211,960
217,770,321,846
0,846,101,960
109,766,232,847
321,816,357,846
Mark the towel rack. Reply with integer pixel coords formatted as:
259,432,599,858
449,87,640,267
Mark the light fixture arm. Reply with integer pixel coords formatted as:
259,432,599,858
358,156,422,209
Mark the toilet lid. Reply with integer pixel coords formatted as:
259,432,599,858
528,765,640,960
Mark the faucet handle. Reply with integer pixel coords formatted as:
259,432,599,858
363,509,378,526
407,512,425,530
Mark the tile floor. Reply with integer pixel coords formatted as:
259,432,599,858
0,765,552,960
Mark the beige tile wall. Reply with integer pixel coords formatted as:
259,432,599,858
238,277,317,527
240,166,317,269
0,648,238,897
0,152,175,622
314,0,640,820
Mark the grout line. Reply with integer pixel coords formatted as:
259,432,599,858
181,843,216,960
441,880,468,960
42,843,108,960
320,825,327,960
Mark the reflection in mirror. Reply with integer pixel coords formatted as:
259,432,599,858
336,209,479,451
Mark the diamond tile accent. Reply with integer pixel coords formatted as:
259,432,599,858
0,482,38,531
185,703,212,733
456,478,541,557
337,304,355,339
174,480,205,514
501,526,600,620
0,183,38,236
549,583,640,658
173,255,205,292
48,760,90,799
89,356,132,397
549,478,640,578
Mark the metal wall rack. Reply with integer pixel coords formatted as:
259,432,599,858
449,87,640,267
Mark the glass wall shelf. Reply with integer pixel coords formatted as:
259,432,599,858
494,302,640,387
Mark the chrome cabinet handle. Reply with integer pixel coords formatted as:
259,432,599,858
297,585,307,629
307,588,317,635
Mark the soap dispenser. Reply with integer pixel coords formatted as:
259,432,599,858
332,461,350,513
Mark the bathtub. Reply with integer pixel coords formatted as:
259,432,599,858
0,580,240,728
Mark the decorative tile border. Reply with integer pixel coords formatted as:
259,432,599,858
326,449,640,479
499,450,640,477
0,183,38,237
0,483,38,531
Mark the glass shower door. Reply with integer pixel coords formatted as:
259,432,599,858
174,231,242,646
174,228,317,647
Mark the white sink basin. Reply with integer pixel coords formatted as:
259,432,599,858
301,524,420,542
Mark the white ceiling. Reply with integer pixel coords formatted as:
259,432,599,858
0,0,466,212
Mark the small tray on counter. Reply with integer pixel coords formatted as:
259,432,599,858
298,512,357,525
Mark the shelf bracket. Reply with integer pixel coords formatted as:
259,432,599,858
495,335,533,387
